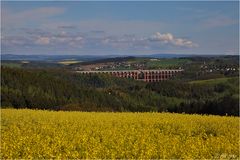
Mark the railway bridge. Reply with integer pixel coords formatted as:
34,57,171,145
77,69,183,82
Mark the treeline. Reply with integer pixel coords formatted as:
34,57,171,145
1,67,239,116
146,80,239,116
78,56,136,65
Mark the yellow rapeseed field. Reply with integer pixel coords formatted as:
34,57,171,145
1,109,239,159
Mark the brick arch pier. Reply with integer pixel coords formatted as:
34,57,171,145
76,69,183,82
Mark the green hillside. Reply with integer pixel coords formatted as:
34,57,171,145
189,77,237,85
1,67,239,116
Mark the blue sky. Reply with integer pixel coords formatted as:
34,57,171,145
1,1,239,55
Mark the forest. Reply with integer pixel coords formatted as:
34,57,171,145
1,66,239,116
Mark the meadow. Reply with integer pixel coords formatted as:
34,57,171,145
58,60,81,65
145,58,191,69
1,109,239,159
189,77,237,85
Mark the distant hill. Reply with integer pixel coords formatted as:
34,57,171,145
144,54,193,58
0,54,195,62
1,54,108,62
1,54,236,62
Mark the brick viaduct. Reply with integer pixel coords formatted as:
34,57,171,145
77,69,183,82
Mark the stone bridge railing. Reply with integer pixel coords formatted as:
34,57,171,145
76,69,183,82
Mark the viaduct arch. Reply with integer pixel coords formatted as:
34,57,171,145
76,69,183,82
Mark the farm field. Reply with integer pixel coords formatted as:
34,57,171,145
58,60,82,65
1,62,23,68
1,109,239,159
189,77,237,85
145,58,191,69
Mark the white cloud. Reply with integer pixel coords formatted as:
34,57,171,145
2,27,198,54
149,32,198,48
75,36,83,41
35,37,50,45
40,20,166,36
99,32,198,50
150,32,174,42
